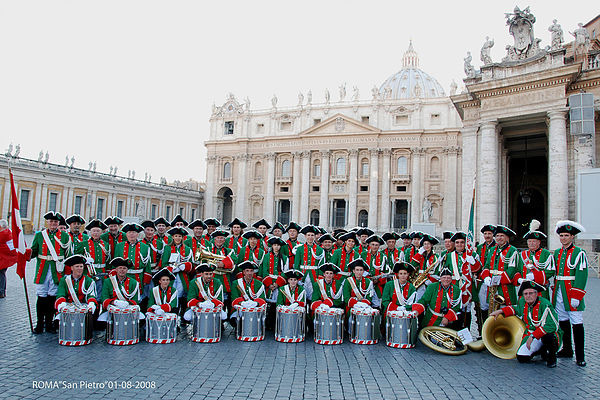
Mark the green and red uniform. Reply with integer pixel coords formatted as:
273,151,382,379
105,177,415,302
410,282,460,327
114,241,152,286
30,229,71,285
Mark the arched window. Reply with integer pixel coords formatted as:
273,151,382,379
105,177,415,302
335,157,346,176
313,160,321,177
360,158,369,177
223,162,231,179
430,156,440,177
358,210,368,227
254,161,263,181
310,209,320,226
397,156,407,175
282,160,291,177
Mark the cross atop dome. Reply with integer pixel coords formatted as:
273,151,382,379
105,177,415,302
402,40,419,69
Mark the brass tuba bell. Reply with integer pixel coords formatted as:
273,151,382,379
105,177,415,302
482,314,525,359
418,326,468,355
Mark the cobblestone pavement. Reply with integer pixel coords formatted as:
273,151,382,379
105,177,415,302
1,255,598,400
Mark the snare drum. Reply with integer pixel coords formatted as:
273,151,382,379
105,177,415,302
349,307,381,345
58,305,93,346
106,305,140,345
191,306,222,343
146,312,178,344
385,310,418,348
235,305,266,342
275,305,305,343
314,307,343,345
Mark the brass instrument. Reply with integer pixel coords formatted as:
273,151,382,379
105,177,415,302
194,246,229,273
418,326,468,355
410,254,446,289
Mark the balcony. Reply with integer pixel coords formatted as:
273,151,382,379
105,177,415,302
330,175,347,183
391,174,411,183
275,176,292,184
218,177,233,185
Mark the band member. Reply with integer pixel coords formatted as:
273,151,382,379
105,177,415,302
252,219,271,250
154,217,171,245
186,263,224,310
553,220,588,366
276,270,306,307
311,263,344,312
362,234,389,301
294,225,324,300
147,268,178,315
331,232,360,281
318,233,336,263
58,214,68,232
76,219,109,298
355,228,374,254
513,221,555,300
114,223,152,289
140,220,164,273
185,219,211,260
237,230,266,275
342,259,374,311
440,231,455,258
170,214,189,241
226,217,247,254
403,231,421,263
231,261,266,308
398,232,412,262
258,237,288,300
101,257,140,309
207,230,236,303
381,261,417,315
381,232,401,270
55,255,98,316
333,229,347,251
477,225,496,268
161,227,193,324
410,268,461,329
282,222,302,266
270,222,285,238
65,214,88,256
490,280,559,368
101,216,125,258
203,218,221,240
479,225,518,319
29,211,71,334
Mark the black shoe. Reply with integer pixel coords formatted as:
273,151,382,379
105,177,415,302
577,360,586,367
556,349,573,358
546,360,557,368
33,325,44,334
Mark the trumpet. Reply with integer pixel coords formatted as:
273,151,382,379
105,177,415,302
194,246,229,273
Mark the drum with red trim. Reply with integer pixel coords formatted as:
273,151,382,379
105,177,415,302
349,307,381,345
385,309,418,348
275,305,305,343
106,305,140,345
235,305,266,342
58,305,93,346
146,312,178,344
314,307,343,345
191,306,222,343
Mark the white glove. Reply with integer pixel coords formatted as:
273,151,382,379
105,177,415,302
483,277,492,286
114,300,129,309
150,305,160,312
241,300,258,308
353,302,368,310
289,302,299,310
200,300,214,309
418,246,425,255
362,271,369,277
570,299,580,308
86,257,95,265
526,272,534,281
88,303,97,314
465,255,475,265
176,264,186,272
525,261,535,270
57,302,68,312
318,304,330,311
155,307,165,316
517,278,525,285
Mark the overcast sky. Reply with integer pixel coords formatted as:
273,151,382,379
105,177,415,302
1,1,596,183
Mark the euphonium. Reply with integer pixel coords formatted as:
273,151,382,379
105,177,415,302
195,246,228,273
418,326,468,355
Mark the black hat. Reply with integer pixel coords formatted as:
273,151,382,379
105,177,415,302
238,260,258,271
152,268,176,286
400,232,411,240
393,261,415,274
58,214,67,227
211,229,229,238
228,217,247,229
555,220,585,236
450,232,466,242
104,216,124,226
44,211,63,221
171,214,188,227
85,219,107,231
153,217,170,227
439,267,453,277
339,232,358,243
203,218,221,227
518,280,545,297
318,227,327,235
494,225,516,237
420,234,439,246
333,229,347,238
196,263,216,273
122,223,143,233
167,227,187,236
141,220,156,229
270,222,285,233
480,224,496,234
523,231,547,240
109,257,132,269
267,236,286,247
65,214,86,225
348,258,368,271
242,230,263,240
356,228,374,237
300,225,318,235
188,219,208,230
442,231,455,240
318,233,335,244
366,234,384,245
410,231,424,239
382,232,400,241
252,219,271,229
284,270,304,280
64,254,88,267
319,263,340,274
286,222,302,232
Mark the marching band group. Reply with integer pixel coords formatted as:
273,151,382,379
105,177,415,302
29,211,588,367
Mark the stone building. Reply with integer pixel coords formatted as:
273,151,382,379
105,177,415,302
0,154,204,233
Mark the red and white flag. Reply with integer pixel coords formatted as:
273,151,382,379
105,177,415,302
9,170,28,279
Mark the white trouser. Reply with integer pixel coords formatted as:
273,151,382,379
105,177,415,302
175,275,184,298
478,283,490,311
416,285,427,301
35,272,58,296
517,337,543,356
556,290,583,324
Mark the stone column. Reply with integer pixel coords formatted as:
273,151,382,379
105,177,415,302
299,151,311,225
264,153,276,223
410,148,423,225
291,152,302,222
40,183,48,220
547,110,569,249
479,120,499,226
379,149,391,232
443,146,459,230
89,190,97,219
32,182,43,229
347,149,359,228
368,149,379,229
460,127,478,231
65,187,73,216
319,151,330,229
235,154,248,219
204,156,216,218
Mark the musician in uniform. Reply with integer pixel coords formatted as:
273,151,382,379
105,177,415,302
113,224,152,302
490,280,560,368
294,225,324,301
381,232,401,271
55,255,98,318
411,234,439,298
170,215,189,242
355,228,374,254
203,218,221,240
333,229,347,251
553,220,588,366
440,231,455,258
512,222,554,300
381,261,417,316
101,257,140,310
230,261,266,323
154,217,171,246
207,229,236,316
185,219,211,261
399,232,412,262
140,220,163,274
237,230,266,276
318,233,336,263
101,216,124,258
147,268,178,315
410,267,461,329
29,211,71,334
477,225,496,267
58,214,68,231
185,263,224,318
282,222,302,266
342,259,374,311
161,226,193,325
75,219,109,314
361,234,388,303
311,263,344,312
276,270,306,308
269,222,285,239
65,214,88,258
252,219,271,250
225,217,247,255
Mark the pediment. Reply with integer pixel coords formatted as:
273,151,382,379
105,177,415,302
300,114,381,136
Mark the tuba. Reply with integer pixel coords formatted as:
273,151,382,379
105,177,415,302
194,246,228,273
419,326,468,355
